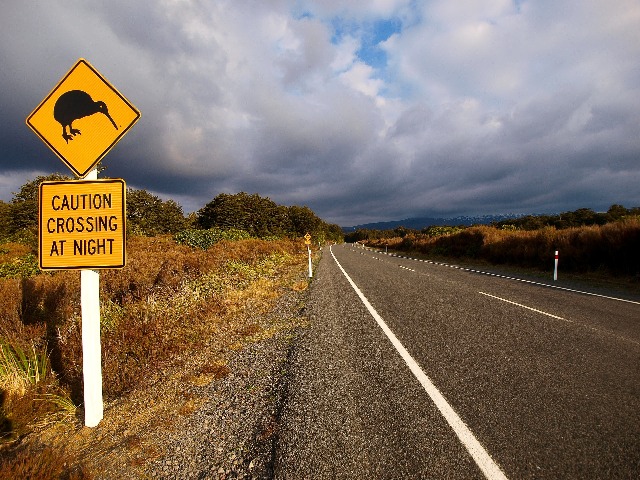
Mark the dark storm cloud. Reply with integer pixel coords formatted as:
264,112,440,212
1,0,639,226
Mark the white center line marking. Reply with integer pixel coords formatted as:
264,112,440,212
479,292,570,322
478,293,640,346
332,247,509,480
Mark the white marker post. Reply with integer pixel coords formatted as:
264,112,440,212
304,233,313,278
553,250,559,281
81,168,104,427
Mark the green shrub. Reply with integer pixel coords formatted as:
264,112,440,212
174,228,252,249
0,254,40,278
2,229,38,250
422,225,465,237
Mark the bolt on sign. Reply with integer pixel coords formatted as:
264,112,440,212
26,58,140,178
39,179,126,270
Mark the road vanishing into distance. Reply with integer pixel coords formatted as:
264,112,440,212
274,244,640,479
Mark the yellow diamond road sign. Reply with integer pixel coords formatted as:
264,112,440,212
27,58,140,178
39,179,126,270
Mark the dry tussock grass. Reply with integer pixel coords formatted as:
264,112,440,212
0,235,312,477
0,442,92,480
367,218,640,278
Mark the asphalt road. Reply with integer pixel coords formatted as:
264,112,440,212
274,244,640,479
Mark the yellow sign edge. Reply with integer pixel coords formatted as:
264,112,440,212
38,178,127,270
26,58,141,178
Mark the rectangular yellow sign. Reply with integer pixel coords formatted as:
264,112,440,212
39,179,126,269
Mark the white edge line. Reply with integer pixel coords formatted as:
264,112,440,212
331,246,509,480
478,292,570,322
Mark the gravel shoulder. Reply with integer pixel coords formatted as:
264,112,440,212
141,322,300,480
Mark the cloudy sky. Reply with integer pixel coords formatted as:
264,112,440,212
2,1,639,226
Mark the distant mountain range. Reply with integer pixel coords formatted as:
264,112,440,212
342,214,521,232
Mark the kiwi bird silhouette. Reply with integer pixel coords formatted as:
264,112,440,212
53,90,118,143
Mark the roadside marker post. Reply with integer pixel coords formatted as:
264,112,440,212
304,233,312,278
27,59,139,427
554,250,559,281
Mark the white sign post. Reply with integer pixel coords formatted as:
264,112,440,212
553,250,559,281
80,168,104,427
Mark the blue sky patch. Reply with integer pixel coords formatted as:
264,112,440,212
358,18,402,70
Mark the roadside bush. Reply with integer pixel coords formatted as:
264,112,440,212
0,241,39,279
433,230,484,258
175,228,251,249
0,254,40,279
0,443,90,479
421,225,465,237
552,219,640,275
1,230,38,251
366,218,640,277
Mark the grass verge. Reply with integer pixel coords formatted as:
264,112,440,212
0,235,316,477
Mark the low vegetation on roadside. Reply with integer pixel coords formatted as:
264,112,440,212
0,173,333,478
0,234,315,477
349,206,640,279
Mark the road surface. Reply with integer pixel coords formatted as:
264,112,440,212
274,244,640,479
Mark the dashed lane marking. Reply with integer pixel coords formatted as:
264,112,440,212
399,265,416,272
478,292,640,347
478,292,570,322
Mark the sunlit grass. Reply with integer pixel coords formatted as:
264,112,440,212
0,339,49,396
